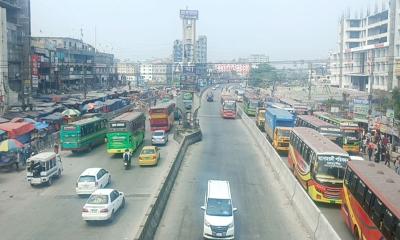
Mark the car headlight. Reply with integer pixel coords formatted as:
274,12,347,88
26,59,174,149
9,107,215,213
204,219,211,227
227,222,234,228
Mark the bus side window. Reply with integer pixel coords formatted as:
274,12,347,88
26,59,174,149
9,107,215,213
349,174,358,194
362,189,373,213
395,222,400,240
344,167,352,186
382,209,396,239
371,198,385,229
355,179,366,203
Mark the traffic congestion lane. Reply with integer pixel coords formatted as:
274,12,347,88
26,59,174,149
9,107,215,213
0,130,179,240
279,154,353,240
154,89,310,240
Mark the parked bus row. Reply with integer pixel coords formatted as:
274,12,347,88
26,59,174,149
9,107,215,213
250,106,399,240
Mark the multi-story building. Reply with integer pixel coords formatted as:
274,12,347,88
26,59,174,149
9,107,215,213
196,35,207,64
329,0,400,92
31,37,114,94
140,62,172,86
248,54,269,64
94,52,115,89
117,62,137,84
173,40,183,63
0,0,31,110
140,64,153,83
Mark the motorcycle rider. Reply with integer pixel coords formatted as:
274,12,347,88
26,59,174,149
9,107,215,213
123,149,131,168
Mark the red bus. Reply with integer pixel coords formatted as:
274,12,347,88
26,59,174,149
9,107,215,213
289,127,349,204
341,161,400,240
149,102,175,131
221,99,237,119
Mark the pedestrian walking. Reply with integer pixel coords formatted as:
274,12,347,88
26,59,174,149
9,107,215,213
362,137,367,154
384,149,391,167
374,147,380,163
381,143,386,163
395,157,400,175
368,142,374,161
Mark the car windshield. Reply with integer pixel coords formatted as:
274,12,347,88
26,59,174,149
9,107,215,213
206,198,232,216
142,149,155,154
87,195,108,204
153,131,164,137
316,155,348,180
79,175,95,182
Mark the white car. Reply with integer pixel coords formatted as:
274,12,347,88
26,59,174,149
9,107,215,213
76,168,111,196
82,189,125,222
151,130,168,145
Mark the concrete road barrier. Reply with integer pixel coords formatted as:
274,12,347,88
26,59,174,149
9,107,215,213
134,130,202,240
238,107,340,240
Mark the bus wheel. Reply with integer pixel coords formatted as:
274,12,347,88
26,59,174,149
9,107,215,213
353,226,360,240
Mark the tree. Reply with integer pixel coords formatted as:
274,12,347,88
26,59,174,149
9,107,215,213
248,64,277,88
391,88,400,119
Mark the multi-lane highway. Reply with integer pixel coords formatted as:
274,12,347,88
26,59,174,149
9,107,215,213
0,123,179,240
155,89,311,240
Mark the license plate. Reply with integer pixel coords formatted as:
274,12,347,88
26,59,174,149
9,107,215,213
216,233,222,237
90,209,97,213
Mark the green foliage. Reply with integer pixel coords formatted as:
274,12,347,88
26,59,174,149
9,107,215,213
391,88,400,119
249,64,277,88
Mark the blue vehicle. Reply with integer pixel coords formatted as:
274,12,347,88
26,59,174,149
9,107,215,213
264,108,295,152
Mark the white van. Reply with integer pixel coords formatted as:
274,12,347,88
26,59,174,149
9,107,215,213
201,180,237,239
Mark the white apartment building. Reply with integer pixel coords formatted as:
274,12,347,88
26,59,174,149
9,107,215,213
140,64,153,83
139,62,172,86
117,62,136,82
330,0,400,92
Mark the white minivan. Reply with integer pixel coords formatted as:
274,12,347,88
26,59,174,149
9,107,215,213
201,180,237,239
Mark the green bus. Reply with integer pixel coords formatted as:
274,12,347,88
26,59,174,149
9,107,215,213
313,112,362,154
106,111,146,154
243,95,260,116
60,117,108,153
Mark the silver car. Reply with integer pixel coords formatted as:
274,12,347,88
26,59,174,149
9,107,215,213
151,130,168,145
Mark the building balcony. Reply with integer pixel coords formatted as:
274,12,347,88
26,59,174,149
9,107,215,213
395,59,400,76
0,0,19,9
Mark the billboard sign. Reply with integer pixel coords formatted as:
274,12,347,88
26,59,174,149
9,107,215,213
183,65,196,75
180,10,199,19
386,109,395,119
353,99,369,117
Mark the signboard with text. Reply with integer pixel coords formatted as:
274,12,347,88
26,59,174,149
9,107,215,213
180,10,199,19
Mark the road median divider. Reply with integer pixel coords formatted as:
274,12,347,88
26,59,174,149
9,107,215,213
238,107,340,240
133,129,202,240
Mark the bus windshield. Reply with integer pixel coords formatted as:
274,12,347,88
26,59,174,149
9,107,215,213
277,129,290,137
224,102,236,110
343,130,360,140
316,155,348,180
249,101,259,108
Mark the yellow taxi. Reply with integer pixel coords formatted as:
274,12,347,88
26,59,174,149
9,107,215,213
138,146,160,166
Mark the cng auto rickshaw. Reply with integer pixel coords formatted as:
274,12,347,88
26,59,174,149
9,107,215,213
26,152,63,186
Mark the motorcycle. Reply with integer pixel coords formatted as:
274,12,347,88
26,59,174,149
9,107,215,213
123,152,132,170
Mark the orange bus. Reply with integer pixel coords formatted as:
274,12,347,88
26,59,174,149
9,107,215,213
341,161,400,240
149,102,175,132
288,127,349,204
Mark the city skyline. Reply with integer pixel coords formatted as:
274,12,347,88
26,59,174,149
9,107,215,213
32,0,377,61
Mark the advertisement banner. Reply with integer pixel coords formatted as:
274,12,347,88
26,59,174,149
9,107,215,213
353,99,369,117
180,10,199,19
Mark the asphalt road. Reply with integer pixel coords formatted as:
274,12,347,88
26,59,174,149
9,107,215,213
0,121,179,240
154,89,310,240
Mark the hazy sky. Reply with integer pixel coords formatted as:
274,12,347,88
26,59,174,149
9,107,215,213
31,0,379,61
